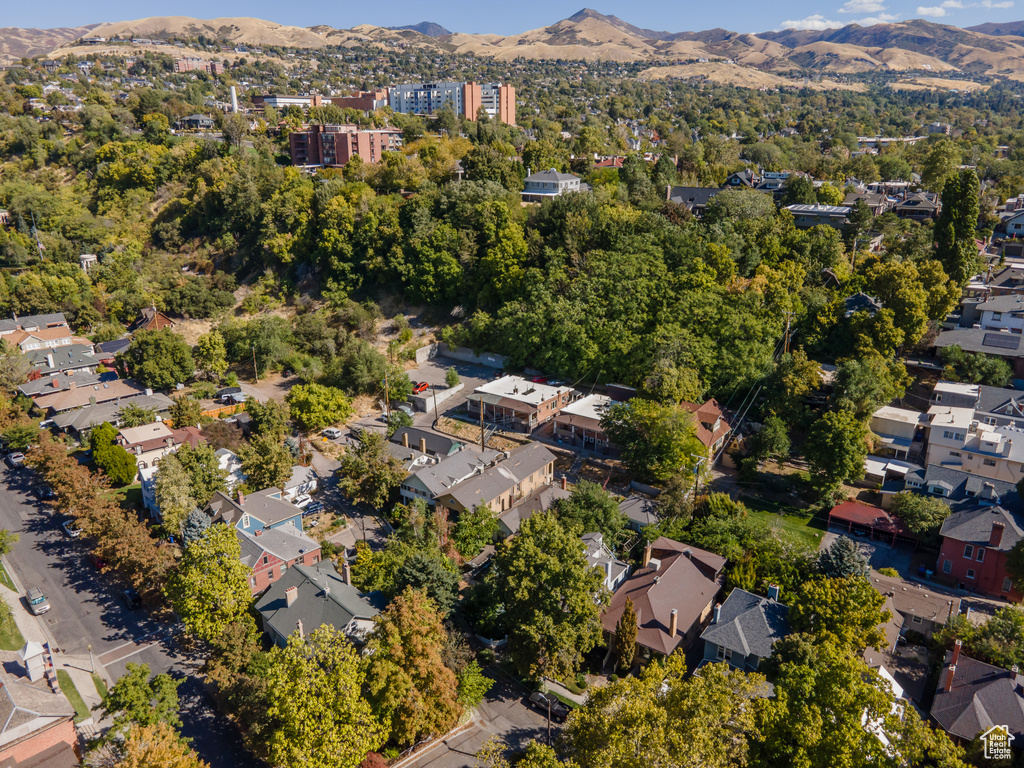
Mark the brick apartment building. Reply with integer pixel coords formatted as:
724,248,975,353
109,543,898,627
330,90,389,112
937,505,1023,601
174,57,222,75
289,124,404,167
388,81,516,125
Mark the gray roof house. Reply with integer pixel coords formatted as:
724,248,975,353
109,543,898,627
521,169,589,203
930,643,1024,743
399,448,500,506
26,344,98,375
390,427,463,458
497,482,571,538
282,465,318,501
18,369,117,397
666,186,719,216
50,392,175,436
619,495,660,531
208,488,304,536
699,587,790,671
255,562,384,647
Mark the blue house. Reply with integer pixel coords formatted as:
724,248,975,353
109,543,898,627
207,488,304,535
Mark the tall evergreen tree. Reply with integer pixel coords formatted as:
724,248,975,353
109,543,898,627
936,169,981,286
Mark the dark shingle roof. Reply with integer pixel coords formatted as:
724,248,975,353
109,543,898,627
700,588,790,662
934,328,1024,358
619,495,660,528
916,464,1017,505
940,505,1024,552
390,427,462,457
930,652,1024,741
208,488,301,527
667,186,719,208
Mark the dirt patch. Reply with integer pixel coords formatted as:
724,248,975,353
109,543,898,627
434,416,527,452
170,318,215,346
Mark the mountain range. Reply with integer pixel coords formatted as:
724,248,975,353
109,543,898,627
6,9,1024,84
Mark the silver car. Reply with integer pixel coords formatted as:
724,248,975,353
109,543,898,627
27,587,50,615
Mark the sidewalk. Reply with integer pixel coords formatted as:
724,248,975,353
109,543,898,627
0,557,111,729
541,676,587,706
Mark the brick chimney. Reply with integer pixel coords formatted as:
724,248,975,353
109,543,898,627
343,560,352,586
419,437,427,453
51,377,59,388
561,476,567,491
952,638,962,666
285,586,298,608
945,664,957,692
669,608,678,637
643,543,653,567
237,490,245,506
990,521,1005,548
402,432,409,447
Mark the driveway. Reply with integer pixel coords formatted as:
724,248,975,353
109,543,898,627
818,530,915,574
402,670,554,768
0,466,253,768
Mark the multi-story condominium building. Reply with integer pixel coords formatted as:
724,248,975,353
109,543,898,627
289,124,404,168
388,82,516,125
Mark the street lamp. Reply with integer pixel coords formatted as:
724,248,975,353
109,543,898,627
87,644,94,674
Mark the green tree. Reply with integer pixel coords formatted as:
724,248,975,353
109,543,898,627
364,588,462,746
1005,540,1024,591
803,408,868,492
237,433,292,491
554,480,629,545
833,355,911,420
940,345,1012,387
791,576,887,651
175,442,227,506
452,502,498,560
601,399,705,483
194,331,228,381
287,383,353,431
181,508,211,546
615,596,638,672
781,175,817,206
100,662,182,739
245,398,291,438
765,349,821,425
445,366,460,388
816,183,845,206
889,492,951,542
457,660,492,708
95,443,138,487
394,552,460,615
922,139,962,194
0,340,30,391
154,453,195,536
168,396,202,429
263,626,384,768
164,523,254,643
118,402,156,427
562,656,764,768
936,169,981,286
0,529,18,557
488,511,607,680
337,430,405,508
120,329,195,390
96,721,209,768
816,535,869,579
747,414,791,467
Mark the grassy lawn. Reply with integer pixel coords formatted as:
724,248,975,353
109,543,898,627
108,483,143,512
92,673,107,700
56,670,90,723
745,500,828,551
0,602,25,652
0,562,15,591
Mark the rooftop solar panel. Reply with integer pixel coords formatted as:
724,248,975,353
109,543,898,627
983,333,1021,350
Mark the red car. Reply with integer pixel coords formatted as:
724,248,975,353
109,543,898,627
530,376,550,384
412,381,429,395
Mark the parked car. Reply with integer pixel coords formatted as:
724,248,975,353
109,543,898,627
529,375,550,384
5,453,25,469
397,404,415,419
293,494,313,509
221,392,249,405
26,587,50,615
412,381,429,395
302,501,325,516
89,553,108,570
62,520,82,538
32,486,56,501
527,692,569,722
322,427,343,440
121,588,142,610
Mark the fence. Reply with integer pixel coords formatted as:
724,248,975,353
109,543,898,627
200,403,247,420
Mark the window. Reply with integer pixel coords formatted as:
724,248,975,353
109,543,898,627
262,556,268,565
241,514,250,529
943,559,952,574
983,417,997,425
716,645,725,660
984,458,997,467
977,548,985,562
949,452,961,458
966,568,976,580
964,544,974,559
1003,577,1014,592
912,616,923,624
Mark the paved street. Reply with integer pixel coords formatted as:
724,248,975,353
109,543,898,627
403,671,554,768
0,464,254,768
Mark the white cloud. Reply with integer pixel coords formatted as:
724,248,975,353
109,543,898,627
916,0,963,14
839,0,887,12
979,0,1013,7
856,12,900,22
779,13,843,29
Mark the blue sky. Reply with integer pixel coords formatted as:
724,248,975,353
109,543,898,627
6,0,1020,35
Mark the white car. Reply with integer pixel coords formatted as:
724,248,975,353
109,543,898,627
293,494,313,509
62,520,82,538
322,428,343,440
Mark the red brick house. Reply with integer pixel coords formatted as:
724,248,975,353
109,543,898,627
237,527,322,595
0,649,79,768
937,505,1023,601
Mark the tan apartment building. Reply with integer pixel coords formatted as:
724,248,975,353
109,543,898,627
467,376,576,433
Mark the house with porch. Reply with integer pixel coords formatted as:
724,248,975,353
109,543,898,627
237,526,322,595
601,538,726,661
467,376,576,433
699,586,789,672
552,394,617,455
116,422,205,472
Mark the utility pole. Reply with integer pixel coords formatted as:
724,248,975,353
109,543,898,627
432,386,438,425
690,452,708,498
479,394,485,451
383,370,390,422
782,312,794,355
547,696,552,747
252,345,259,383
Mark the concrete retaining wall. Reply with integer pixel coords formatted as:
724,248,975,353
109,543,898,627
414,343,439,365
410,383,464,413
629,480,662,496
437,343,507,369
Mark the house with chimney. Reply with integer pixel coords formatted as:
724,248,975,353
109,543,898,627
0,643,78,768
868,570,961,639
398,448,501,507
255,561,384,647
682,398,731,459
390,427,463,458
601,537,726,661
237,526,322,595
115,422,204,471
207,488,304,536
699,586,790,672
496,479,571,538
937,505,1024,601
433,443,557,516
31,378,148,415
930,640,1024,745
128,307,175,333
52,392,175,439
26,344,99,376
